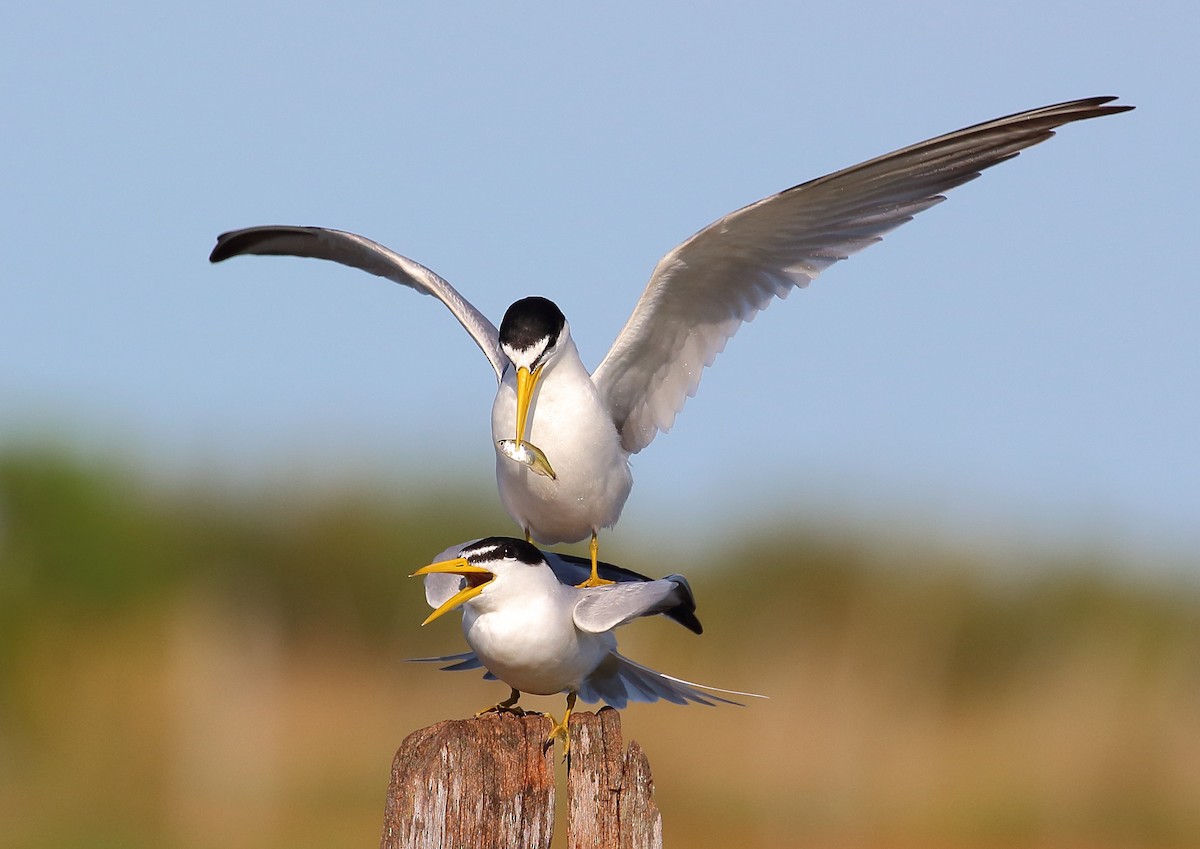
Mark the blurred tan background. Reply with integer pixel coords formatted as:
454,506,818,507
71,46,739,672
2,446,1197,849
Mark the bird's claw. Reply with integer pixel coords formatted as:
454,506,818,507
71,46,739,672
575,575,616,588
576,533,613,588
477,688,531,718
545,717,571,762
544,692,577,762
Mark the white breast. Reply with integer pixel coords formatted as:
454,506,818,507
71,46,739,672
491,339,633,544
462,580,612,695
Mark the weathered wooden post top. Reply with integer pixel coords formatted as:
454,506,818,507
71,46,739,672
380,708,661,849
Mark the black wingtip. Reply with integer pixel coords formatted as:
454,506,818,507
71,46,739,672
662,573,703,634
208,225,304,264
208,231,242,264
672,609,704,635
1090,95,1135,116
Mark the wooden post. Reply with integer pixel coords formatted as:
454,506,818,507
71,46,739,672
380,708,662,849
379,712,555,849
567,707,663,849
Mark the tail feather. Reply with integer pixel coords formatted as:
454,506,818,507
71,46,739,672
406,651,496,680
408,650,765,706
577,651,765,709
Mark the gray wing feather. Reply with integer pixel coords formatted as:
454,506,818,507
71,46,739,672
572,578,690,633
405,651,497,680
422,571,466,609
420,539,480,608
210,225,508,380
592,97,1132,454
545,552,702,633
405,651,483,670
577,652,755,708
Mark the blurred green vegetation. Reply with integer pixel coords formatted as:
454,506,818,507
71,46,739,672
0,446,490,627
1,445,1198,849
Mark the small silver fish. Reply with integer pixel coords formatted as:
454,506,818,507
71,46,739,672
497,439,557,480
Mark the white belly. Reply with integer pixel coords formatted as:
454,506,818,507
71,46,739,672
491,350,632,544
462,596,612,695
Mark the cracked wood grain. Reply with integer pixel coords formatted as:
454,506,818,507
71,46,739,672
567,707,663,849
380,709,660,849
379,712,555,849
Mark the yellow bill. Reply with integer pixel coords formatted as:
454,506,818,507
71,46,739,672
514,364,543,447
411,557,494,626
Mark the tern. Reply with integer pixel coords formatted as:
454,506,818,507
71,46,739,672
210,96,1132,587
409,536,761,753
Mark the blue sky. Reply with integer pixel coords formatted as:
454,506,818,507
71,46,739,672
2,2,1195,564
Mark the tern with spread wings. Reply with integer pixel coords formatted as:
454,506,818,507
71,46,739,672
210,96,1132,587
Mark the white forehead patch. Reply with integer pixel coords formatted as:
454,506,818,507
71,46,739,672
502,335,552,365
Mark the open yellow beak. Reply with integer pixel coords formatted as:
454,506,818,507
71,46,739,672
410,557,494,626
514,364,543,447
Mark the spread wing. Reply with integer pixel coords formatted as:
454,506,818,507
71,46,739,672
577,652,763,708
545,551,702,633
591,96,1133,453
572,576,696,633
210,225,508,380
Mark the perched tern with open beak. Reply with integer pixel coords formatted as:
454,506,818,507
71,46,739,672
210,97,1132,587
409,537,762,754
